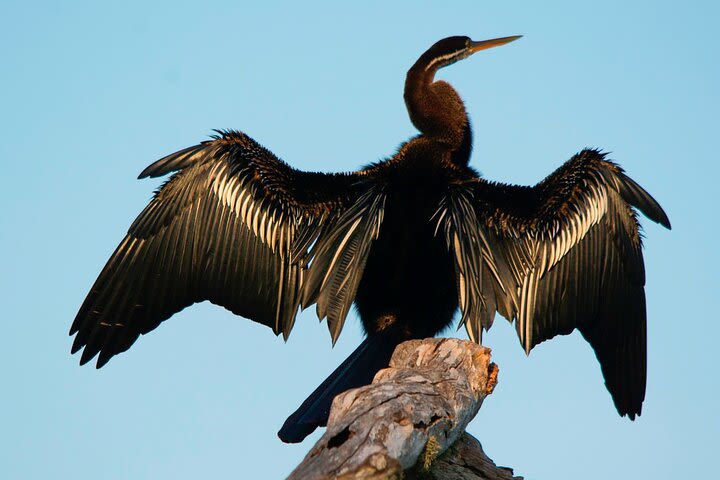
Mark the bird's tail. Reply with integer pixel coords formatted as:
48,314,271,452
278,332,398,443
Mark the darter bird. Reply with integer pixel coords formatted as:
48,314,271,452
70,35,671,443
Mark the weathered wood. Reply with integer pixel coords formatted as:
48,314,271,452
411,432,522,480
288,338,513,480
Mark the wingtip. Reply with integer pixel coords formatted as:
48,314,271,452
659,215,672,230
95,358,109,369
136,164,155,179
616,173,672,231
70,334,84,354
78,352,94,367
623,409,640,421
650,204,671,230
78,344,101,366
616,395,642,421
137,166,158,179
521,328,533,356
328,316,343,347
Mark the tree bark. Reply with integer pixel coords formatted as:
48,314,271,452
411,432,522,480
287,338,521,480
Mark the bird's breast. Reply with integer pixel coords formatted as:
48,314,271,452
354,174,459,338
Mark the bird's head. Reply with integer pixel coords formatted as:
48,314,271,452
416,35,522,73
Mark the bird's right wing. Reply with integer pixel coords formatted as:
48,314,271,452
438,149,670,418
71,130,386,368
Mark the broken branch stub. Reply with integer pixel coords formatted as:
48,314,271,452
288,338,499,480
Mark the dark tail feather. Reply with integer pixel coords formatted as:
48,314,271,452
278,333,398,443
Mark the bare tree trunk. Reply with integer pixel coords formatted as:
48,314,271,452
287,338,521,480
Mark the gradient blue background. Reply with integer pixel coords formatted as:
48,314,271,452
2,1,716,478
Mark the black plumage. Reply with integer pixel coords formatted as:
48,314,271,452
71,35,670,442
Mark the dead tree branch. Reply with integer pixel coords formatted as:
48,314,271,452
288,338,521,480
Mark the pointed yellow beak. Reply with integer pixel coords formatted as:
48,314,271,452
468,35,522,54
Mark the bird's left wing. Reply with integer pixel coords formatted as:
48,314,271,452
71,130,385,367
438,149,670,418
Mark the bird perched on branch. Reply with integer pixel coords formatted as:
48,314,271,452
71,35,670,443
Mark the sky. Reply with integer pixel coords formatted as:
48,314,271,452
1,1,717,478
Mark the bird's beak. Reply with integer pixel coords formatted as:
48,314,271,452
468,35,522,54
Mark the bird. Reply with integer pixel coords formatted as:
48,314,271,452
70,35,670,444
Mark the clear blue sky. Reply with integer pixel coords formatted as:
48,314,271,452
2,1,717,478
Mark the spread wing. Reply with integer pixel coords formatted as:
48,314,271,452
71,130,385,368
439,149,670,418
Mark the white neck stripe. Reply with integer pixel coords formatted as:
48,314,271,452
424,50,464,71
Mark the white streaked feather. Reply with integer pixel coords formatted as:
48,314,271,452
274,260,286,333
240,194,253,224
251,202,262,237
539,241,549,273
234,189,248,218
482,250,507,295
541,185,611,273
277,223,286,252
433,208,448,236
518,274,530,349
568,217,576,249
210,162,227,195
258,210,268,244
559,225,568,263
522,269,538,353
466,316,477,343
207,158,224,182
453,234,465,274
579,208,588,237
458,272,467,310
269,213,280,252
224,178,238,207
318,217,363,290
228,178,243,206
212,172,226,199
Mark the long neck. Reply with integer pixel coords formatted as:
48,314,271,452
404,58,471,157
